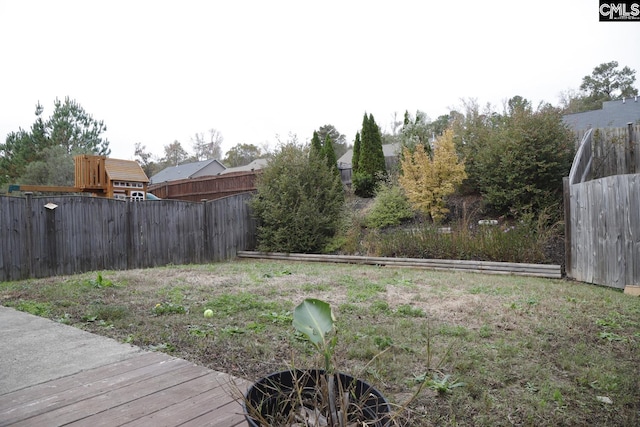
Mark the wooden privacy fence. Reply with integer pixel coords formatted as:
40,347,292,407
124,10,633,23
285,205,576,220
148,171,259,202
564,124,640,289
571,124,639,182
0,193,256,282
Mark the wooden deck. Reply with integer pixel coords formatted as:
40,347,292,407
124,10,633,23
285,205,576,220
0,352,250,427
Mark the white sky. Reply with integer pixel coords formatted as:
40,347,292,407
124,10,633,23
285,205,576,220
1,0,639,160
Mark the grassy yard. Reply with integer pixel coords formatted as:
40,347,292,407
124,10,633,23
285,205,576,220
1,260,639,426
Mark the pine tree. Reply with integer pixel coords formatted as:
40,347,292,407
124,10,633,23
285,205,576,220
0,98,110,186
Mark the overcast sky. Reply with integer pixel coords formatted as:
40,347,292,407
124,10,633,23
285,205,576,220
1,0,639,161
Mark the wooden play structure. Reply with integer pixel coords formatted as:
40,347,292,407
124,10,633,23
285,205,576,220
9,155,152,200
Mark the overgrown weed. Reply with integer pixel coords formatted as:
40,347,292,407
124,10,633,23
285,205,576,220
337,195,563,265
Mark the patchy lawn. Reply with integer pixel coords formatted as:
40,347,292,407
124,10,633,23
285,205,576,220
1,260,639,426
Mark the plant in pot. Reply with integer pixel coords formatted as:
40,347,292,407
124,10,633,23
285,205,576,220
243,298,393,427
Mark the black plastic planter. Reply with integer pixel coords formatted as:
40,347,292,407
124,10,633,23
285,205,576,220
244,369,391,427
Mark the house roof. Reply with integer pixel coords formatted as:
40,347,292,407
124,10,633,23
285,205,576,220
220,158,269,174
563,97,640,133
104,158,149,183
150,159,226,184
337,143,400,168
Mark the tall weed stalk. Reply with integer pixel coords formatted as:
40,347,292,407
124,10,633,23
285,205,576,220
362,216,560,264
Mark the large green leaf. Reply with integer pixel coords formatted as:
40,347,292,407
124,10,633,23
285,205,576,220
293,299,334,348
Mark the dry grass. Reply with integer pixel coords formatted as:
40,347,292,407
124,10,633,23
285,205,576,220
1,260,639,426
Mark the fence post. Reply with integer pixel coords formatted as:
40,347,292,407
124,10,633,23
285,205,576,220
45,201,57,274
202,200,210,262
629,122,636,174
24,193,34,278
126,200,133,269
563,177,571,278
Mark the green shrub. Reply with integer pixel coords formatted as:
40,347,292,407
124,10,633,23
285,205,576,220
365,184,414,229
352,171,377,198
454,99,574,217
329,201,367,254
250,140,344,253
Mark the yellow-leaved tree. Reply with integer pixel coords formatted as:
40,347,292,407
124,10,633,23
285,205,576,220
399,129,466,223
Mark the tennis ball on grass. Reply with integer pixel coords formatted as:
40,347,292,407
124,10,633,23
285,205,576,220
204,309,214,318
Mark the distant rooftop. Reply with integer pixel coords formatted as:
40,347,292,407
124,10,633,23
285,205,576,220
563,97,640,133
150,159,226,184
220,158,268,174
337,143,400,168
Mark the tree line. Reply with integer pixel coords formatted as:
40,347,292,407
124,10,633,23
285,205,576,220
249,61,637,253
1,60,636,234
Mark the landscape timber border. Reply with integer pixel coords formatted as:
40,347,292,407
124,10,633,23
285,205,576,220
237,251,562,279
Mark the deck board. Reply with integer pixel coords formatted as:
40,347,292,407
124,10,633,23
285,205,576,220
0,352,249,427
70,372,228,427
134,376,248,427
0,352,168,412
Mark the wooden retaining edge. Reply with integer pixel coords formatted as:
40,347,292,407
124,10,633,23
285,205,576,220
237,251,562,279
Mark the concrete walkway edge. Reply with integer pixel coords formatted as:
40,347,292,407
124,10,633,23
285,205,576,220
0,305,144,395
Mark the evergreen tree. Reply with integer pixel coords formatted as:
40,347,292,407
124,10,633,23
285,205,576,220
353,113,386,197
322,134,339,176
561,61,638,113
20,146,76,186
474,101,574,215
311,131,323,157
580,61,637,109
352,132,361,174
250,139,344,253
452,97,574,217
368,114,386,174
317,124,348,159
0,98,110,186
48,97,110,156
